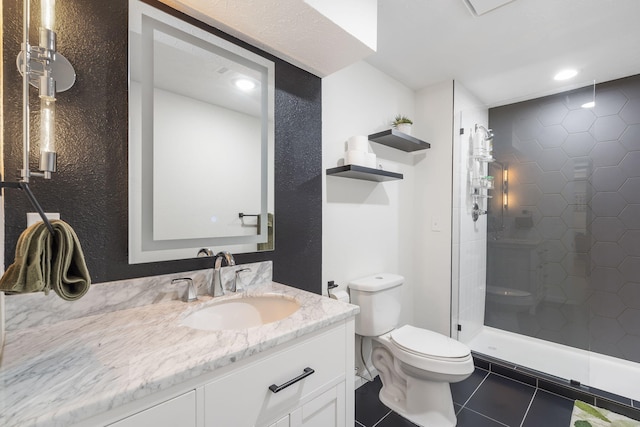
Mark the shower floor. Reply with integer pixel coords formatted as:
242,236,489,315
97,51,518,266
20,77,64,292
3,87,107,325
468,326,640,402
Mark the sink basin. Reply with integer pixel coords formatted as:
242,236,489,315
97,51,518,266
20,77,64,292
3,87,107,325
181,295,300,331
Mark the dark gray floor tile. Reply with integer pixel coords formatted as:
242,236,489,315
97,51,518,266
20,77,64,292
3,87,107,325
466,373,535,426
376,411,420,427
355,377,390,427
594,398,640,422
456,408,508,427
473,355,491,370
491,364,537,386
522,390,574,427
451,368,488,405
538,379,595,404
454,402,463,415
590,386,633,406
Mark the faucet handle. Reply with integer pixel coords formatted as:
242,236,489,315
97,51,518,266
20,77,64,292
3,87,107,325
172,277,198,302
233,268,252,293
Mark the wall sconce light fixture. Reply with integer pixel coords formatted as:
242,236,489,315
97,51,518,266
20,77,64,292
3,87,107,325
503,166,509,209
16,0,76,181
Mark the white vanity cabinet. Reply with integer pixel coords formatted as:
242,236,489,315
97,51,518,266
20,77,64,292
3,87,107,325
204,323,349,427
267,385,345,427
94,320,354,427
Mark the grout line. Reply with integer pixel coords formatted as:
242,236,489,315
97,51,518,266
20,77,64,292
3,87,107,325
519,387,538,427
462,406,511,427
460,369,491,409
490,370,537,390
536,384,577,402
372,410,393,427
355,421,366,427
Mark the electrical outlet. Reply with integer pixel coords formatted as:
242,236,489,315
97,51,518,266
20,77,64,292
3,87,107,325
26,212,60,227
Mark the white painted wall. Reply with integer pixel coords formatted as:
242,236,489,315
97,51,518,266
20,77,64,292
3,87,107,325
322,64,460,379
452,82,489,344
413,81,455,336
323,61,459,332
322,61,416,328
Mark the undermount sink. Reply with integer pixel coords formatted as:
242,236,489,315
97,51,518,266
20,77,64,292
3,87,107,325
181,295,300,331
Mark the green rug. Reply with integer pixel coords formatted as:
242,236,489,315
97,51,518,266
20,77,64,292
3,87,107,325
571,400,640,427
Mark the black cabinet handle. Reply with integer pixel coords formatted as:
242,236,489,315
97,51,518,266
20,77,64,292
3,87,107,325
268,367,315,393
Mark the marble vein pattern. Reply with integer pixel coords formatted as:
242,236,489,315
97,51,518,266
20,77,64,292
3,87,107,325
4,269,213,331
0,262,358,427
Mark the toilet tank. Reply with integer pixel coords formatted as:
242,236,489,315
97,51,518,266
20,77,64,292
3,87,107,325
348,274,404,336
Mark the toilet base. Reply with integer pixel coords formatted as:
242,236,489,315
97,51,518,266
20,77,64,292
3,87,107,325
379,376,457,427
373,346,459,427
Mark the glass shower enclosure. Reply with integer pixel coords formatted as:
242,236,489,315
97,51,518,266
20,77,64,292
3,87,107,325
452,75,640,401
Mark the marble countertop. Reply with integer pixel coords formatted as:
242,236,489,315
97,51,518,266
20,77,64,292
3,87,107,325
0,282,358,427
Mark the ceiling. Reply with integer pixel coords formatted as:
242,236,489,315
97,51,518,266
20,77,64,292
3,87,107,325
163,0,640,108
366,0,640,106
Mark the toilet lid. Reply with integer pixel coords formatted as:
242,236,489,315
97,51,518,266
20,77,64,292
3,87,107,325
487,286,531,297
390,325,470,359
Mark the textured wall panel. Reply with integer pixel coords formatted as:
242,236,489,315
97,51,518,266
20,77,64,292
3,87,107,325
2,0,322,294
487,74,640,362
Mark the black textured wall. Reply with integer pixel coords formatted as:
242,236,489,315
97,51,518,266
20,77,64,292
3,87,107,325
2,0,322,294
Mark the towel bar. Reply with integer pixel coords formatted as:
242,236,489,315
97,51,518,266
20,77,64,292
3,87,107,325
239,212,260,227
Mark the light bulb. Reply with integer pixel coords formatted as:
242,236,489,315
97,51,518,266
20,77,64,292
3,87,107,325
41,0,56,30
40,98,56,153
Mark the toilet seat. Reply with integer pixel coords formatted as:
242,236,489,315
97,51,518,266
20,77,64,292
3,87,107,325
487,286,531,298
390,325,471,361
375,325,474,377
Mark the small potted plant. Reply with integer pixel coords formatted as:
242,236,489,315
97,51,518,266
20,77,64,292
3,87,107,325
392,115,413,135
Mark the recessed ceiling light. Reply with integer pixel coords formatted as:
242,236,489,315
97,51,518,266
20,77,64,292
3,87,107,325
234,78,256,91
554,69,578,81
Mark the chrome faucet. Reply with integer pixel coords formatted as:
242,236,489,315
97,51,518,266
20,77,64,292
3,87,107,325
213,251,236,296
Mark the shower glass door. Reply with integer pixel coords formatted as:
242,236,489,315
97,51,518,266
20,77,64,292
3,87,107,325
454,72,640,402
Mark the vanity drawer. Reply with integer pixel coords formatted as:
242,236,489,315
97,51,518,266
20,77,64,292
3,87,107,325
204,325,346,426
107,390,196,427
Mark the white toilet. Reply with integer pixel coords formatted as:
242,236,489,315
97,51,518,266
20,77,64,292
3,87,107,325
486,285,536,313
349,274,474,427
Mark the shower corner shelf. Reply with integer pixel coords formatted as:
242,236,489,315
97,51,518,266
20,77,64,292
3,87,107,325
368,129,431,152
326,165,403,182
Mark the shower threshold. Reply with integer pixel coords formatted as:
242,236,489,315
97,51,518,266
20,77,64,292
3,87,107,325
468,326,640,403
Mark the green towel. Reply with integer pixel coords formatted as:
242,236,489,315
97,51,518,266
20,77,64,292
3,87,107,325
0,220,91,301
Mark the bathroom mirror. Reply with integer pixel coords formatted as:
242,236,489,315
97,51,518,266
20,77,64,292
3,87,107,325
128,0,275,263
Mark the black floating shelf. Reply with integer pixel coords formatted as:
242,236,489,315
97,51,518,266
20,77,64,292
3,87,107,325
368,129,431,152
326,165,403,182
